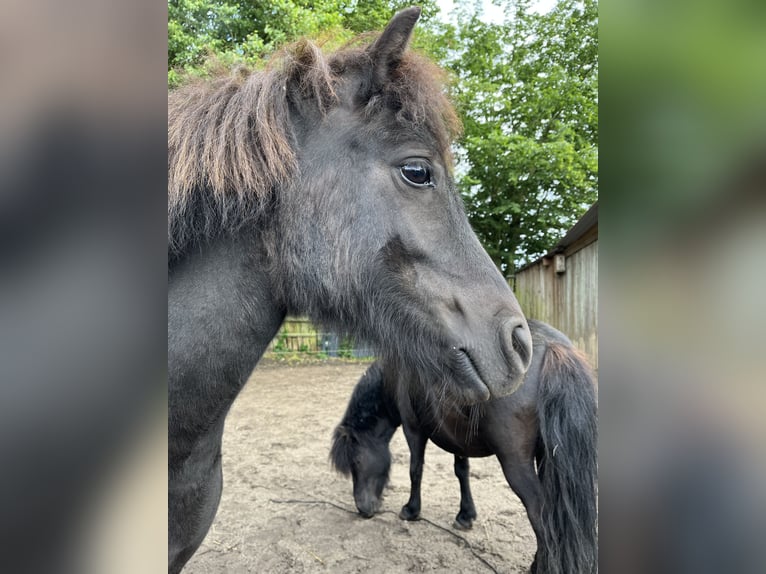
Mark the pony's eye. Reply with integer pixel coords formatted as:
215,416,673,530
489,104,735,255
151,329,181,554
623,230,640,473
400,162,433,187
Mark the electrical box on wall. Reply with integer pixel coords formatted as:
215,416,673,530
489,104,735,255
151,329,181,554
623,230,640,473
554,253,566,274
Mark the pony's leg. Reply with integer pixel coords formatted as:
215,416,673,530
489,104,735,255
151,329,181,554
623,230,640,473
168,239,284,572
168,421,225,574
453,455,477,530
497,456,545,573
399,425,428,521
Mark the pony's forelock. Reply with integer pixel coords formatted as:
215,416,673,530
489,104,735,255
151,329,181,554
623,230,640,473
168,33,460,261
330,425,355,476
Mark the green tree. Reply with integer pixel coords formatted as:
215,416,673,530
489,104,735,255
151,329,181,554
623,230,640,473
168,0,443,85
449,0,598,273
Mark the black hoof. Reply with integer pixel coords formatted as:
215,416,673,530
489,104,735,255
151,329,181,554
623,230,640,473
453,516,474,530
399,505,420,521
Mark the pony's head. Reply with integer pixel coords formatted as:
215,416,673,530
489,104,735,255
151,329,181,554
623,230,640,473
330,424,392,518
168,7,533,403
330,363,396,517
277,8,533,402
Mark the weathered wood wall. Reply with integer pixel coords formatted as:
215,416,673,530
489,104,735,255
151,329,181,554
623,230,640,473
514,238,598,369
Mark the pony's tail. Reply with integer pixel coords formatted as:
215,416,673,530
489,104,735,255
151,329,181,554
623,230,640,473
535,342,598,574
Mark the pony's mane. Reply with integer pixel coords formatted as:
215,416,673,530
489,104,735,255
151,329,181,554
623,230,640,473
168,35,461,259
343,362,388,430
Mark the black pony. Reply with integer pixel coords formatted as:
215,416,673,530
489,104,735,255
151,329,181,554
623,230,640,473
331,320,598,574
168,8,533,573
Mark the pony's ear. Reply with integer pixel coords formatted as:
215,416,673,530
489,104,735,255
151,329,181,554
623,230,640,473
330,425,355,476
368,6,421,88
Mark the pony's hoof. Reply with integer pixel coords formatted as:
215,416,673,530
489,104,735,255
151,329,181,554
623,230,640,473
453,517,474,530
399,505,420,521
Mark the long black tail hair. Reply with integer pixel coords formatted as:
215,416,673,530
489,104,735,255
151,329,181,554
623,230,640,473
535,342,598,574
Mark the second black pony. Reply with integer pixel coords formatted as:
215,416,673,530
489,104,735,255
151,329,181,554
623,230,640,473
331,320,598,574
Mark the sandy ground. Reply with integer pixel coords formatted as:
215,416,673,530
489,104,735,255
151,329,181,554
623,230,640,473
185,362,536,574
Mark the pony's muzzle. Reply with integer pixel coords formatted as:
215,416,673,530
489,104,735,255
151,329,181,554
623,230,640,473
354,484,382,518
355,498,380,518
436,293,533,397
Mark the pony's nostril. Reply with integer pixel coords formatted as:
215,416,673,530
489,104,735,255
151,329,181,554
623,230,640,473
501,319,533,372
511,322,533,369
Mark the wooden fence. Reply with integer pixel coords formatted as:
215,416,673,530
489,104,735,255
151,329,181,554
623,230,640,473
265,317,374,359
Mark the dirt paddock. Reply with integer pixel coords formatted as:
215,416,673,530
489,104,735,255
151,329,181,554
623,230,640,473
185,362,536,573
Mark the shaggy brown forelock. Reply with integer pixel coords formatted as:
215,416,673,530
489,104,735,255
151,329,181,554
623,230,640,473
167,34,460,258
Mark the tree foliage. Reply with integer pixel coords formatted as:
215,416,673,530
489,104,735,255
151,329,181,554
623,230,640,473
168,0,598,272
168,0,443,85
448,0,598,272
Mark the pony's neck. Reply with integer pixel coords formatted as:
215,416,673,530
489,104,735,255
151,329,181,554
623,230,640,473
168,233,286,414
379,373,403,429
